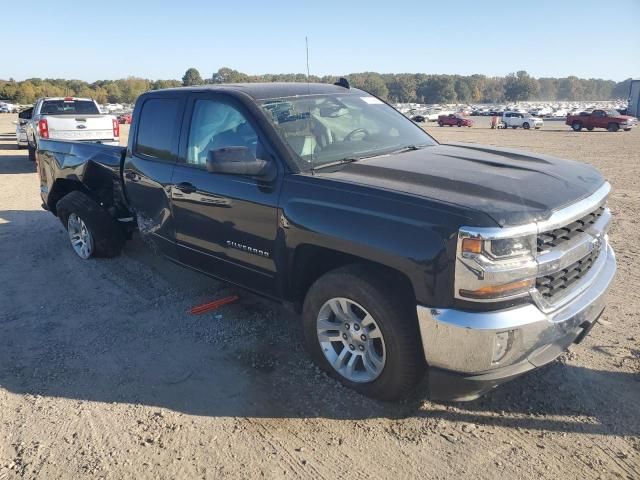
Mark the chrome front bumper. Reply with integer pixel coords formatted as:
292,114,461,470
417,242,616,400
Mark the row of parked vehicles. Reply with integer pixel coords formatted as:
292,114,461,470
19,83,616,402
412,109,637,132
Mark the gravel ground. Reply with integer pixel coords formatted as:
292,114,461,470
0,114,638,479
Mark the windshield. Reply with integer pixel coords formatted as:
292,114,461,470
260,93,436,169
40,100,100,115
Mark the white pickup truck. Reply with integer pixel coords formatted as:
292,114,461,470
25,97,119,161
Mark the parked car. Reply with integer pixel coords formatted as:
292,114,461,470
565,109,637,132
437,114,473,127
118,113,132,124
501,111,543,129
36,82,616,402
25,97,119,161
15,107,33,149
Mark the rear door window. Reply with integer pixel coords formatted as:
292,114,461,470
40,100,99,115
135,98,181,162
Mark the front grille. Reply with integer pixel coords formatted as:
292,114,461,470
536,247,601,300
537,205,605,253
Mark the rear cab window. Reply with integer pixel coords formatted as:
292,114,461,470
134,97,181,162
40,100,99,115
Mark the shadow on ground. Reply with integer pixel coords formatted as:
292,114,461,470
0,151,34,174
0,209,638,439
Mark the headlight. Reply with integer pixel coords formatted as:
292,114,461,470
455,230,537,301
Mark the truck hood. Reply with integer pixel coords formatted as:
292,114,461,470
314,143,605,226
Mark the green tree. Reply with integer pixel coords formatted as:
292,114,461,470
454,78,472,103
182,68,203,86
503,71,539,101
417,76,457,103
211,67,250,84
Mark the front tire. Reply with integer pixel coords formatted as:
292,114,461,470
56,191,125,259
572,121,582,131
522,122,530,130
607,123,619,132
438,121,444,127
302,265,425,401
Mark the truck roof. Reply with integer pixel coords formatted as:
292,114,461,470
154,82,365,100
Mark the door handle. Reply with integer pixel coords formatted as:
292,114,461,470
124,171,139,181
175,182,196,194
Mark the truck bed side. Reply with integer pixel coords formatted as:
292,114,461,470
37,139,129,217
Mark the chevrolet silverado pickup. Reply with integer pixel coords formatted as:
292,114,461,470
36,82,616,401
566,109,637,132
25,96,119,161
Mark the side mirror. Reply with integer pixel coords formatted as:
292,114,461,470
206,147,276,180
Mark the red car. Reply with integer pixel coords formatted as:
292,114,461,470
117,113,132,125
438,114,473,127
565,109,637,132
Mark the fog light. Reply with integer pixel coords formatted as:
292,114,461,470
492,330,514,364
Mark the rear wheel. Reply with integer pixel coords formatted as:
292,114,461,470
522,122,530,130
457,121,462,127
56,191,125,259
302,265,425,401
572,121,582,132
27,144,36,161
587,126,594,131
607,123,619,132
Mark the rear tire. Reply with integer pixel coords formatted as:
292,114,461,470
56,191,125,258
302,265,425,401
27,144,36,161
522,122,530,130
607,123,619,132
572,121,582,132
587,126,594,131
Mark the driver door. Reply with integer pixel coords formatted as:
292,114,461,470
170,93,283,297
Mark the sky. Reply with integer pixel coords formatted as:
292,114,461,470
2,0,639,82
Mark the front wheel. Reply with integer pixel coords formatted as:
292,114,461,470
572,121,582,131
438,121,444,127
56,191,125,259
607,123,619,132
302,265,425,401
522,122,530,130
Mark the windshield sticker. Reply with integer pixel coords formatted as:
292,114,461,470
361,97,384,105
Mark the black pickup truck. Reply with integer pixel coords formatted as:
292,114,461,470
36,82,616,401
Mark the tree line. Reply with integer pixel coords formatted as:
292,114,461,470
1,68,633,106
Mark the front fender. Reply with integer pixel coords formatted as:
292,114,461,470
279,176,481,306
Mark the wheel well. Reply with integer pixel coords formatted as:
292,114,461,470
289,244,416,310
48,179,90,215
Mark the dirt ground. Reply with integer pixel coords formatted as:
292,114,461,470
0,114,638,480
